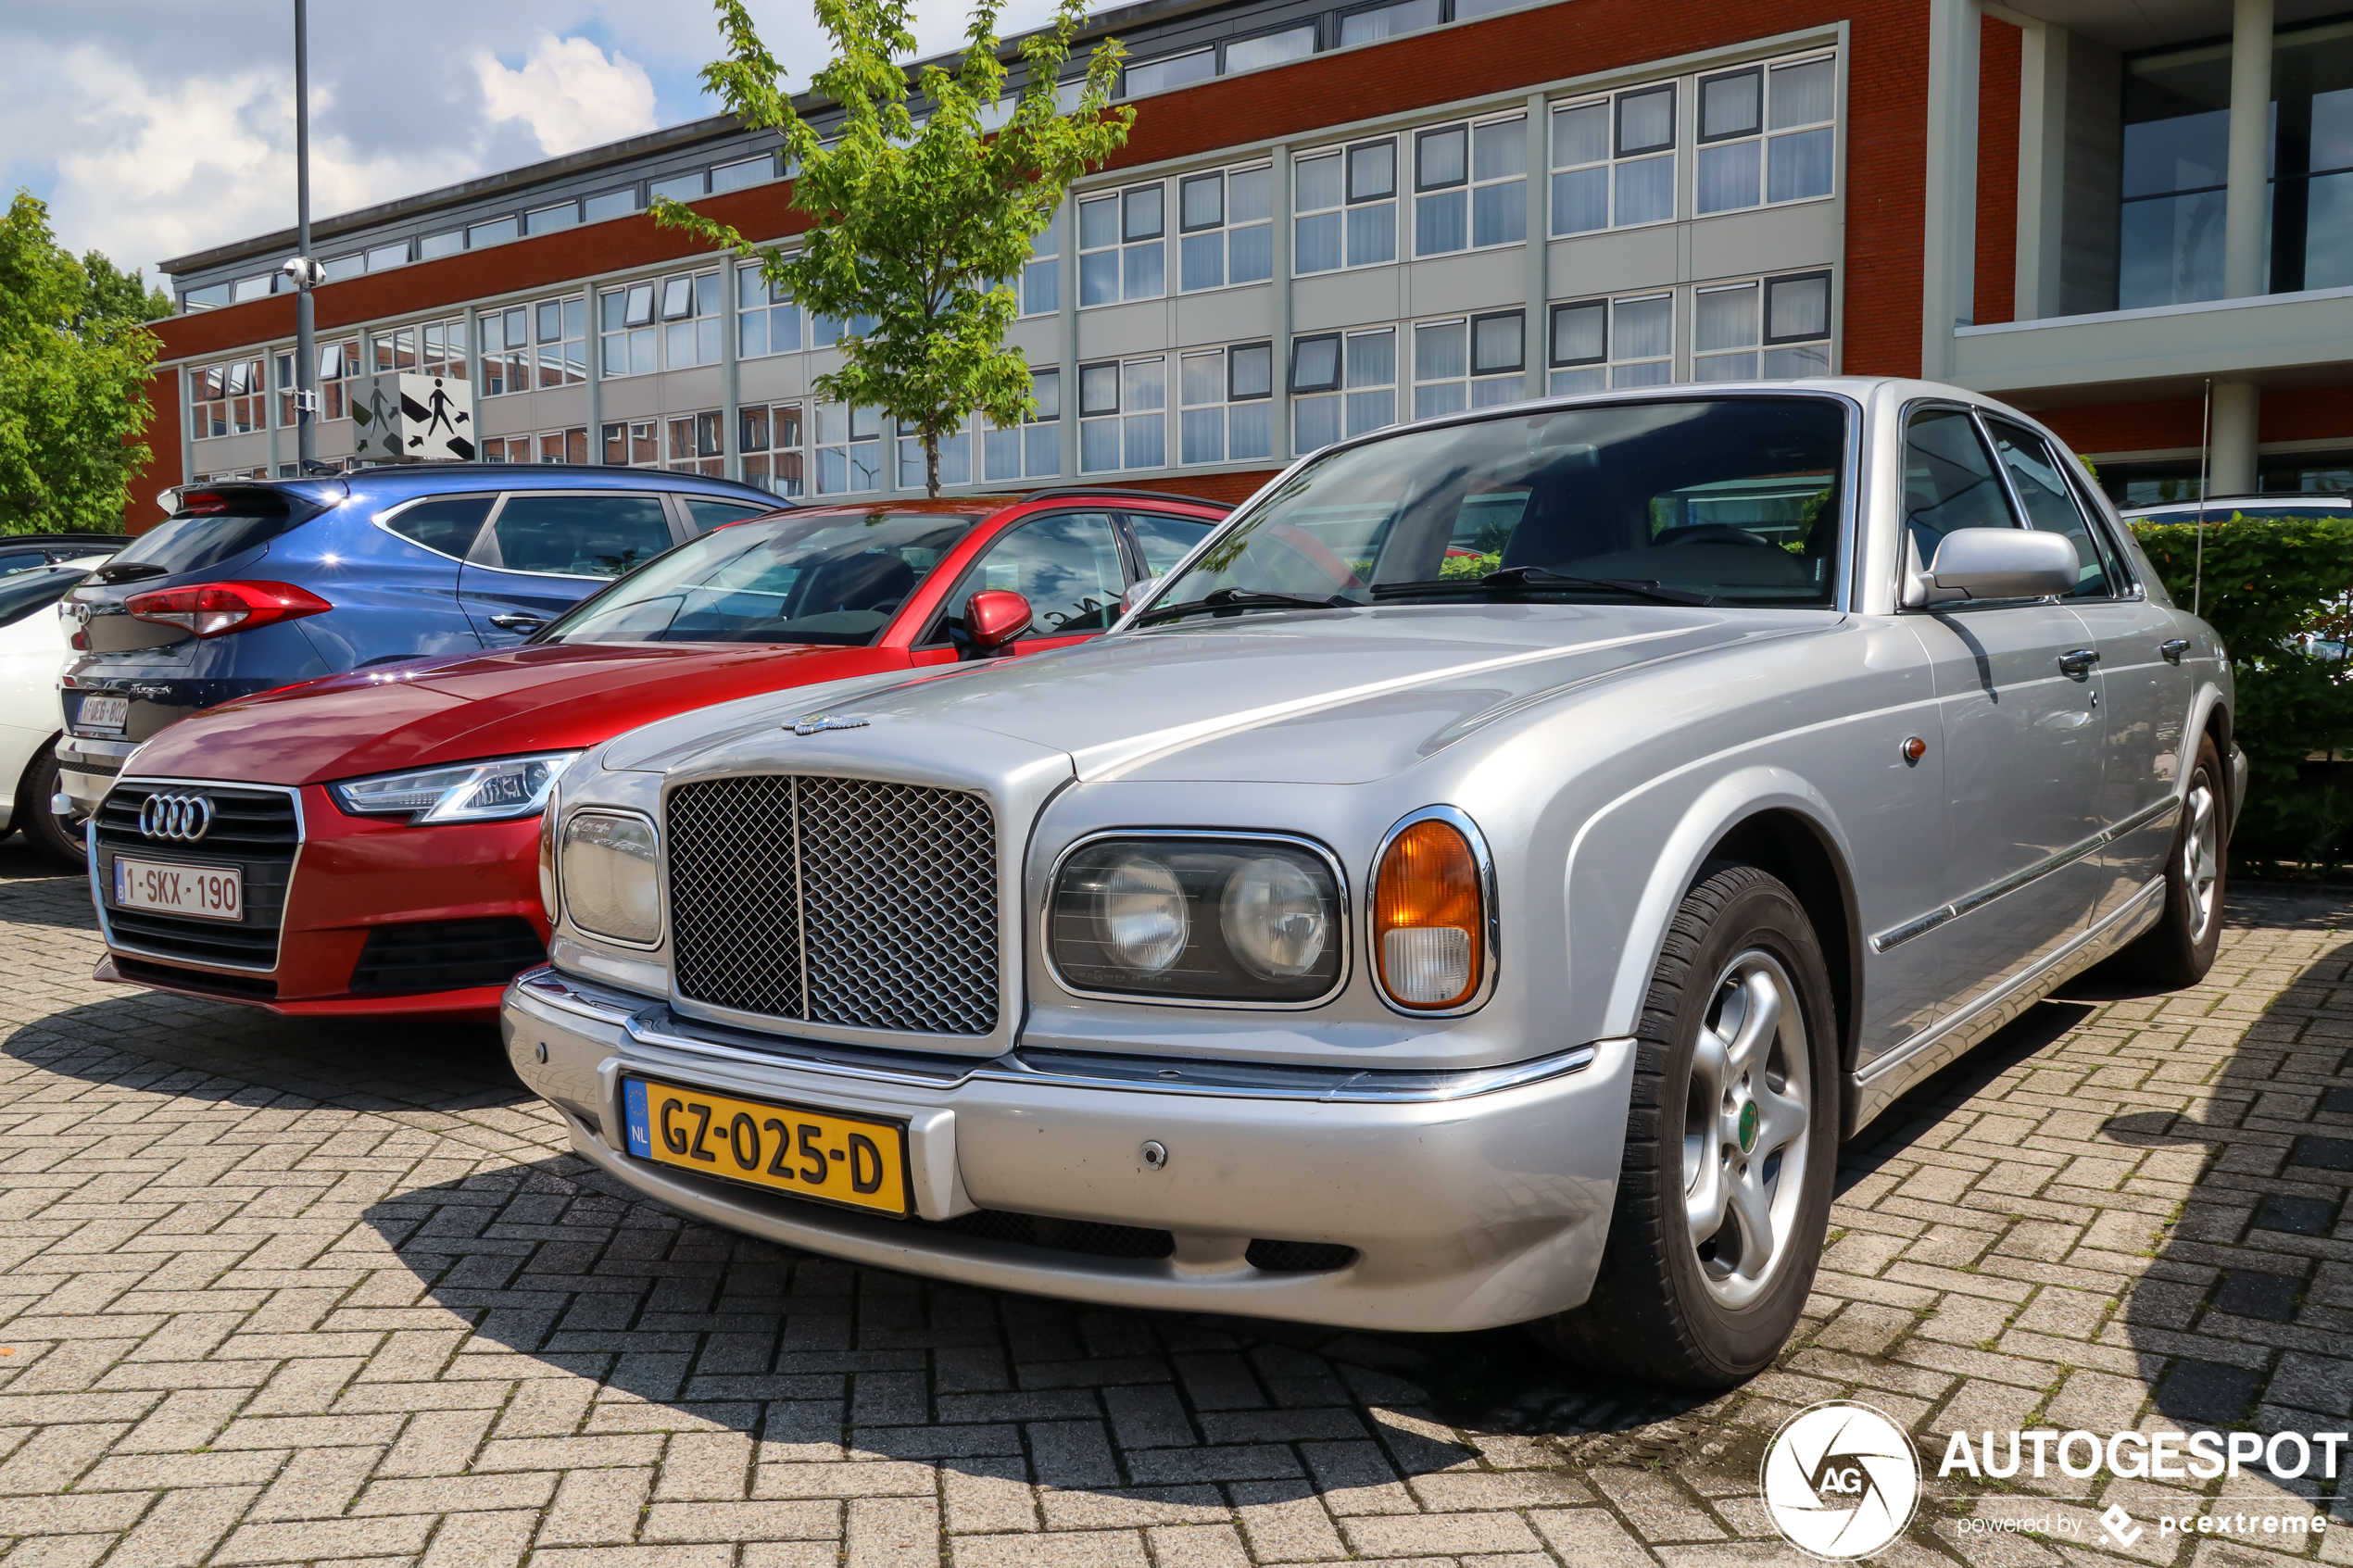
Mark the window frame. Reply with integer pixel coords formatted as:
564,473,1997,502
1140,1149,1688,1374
1078,355,1171,473
1550,81,1680,234
1176,161,1277,294
1544,292,1676,393
1414,110,1529,257
1177,341,1277,466
1077,182,1169,307
1292,135,1400,275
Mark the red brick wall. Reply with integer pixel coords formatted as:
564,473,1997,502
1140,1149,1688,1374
128,367,182,532
2039,389,2353,461
1972,16,2020,328
131,0,1938,521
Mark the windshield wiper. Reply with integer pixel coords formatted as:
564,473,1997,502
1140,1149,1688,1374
1372,566,1717,608
1131,586,1352,627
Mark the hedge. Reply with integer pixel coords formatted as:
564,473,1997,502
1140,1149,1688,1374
2128,514,2353,867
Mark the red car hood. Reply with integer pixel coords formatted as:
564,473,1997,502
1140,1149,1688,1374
129,642,904,786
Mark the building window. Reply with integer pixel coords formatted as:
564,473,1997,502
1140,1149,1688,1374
811,310,878,349
1551,83,1677,234
1415,114,1527,256
1546,293,1674,392
669,411,726,476
741,403,805,496
193,358,266,438
899,421,974,489
1411,312,1523,418
983,369,1062,482
651,170,706,203
1125,49,1216,97
421,317,467,382
1079,357,1168,472
1688,272,1833,380
322,255,364,282
1022,214,1061,316
584,188,638,223
815,403,883,494
1695,55,1835,216
483,297,585,395
1291,327,1396,452
1340,0,1441,44
711,156,773,193
369,326,413,376
525,203,578,236
484,428,588,464
1227,24,1316,72
366,242,408,271
661,271,724,368
1177,166,1275,292
739,267,801,357
469,216,518,249
275,339,359,424
601,282,658,377
1295,139,1397,273
421,230,462,260
1079,184,1166,306
602,420,661,468
1178,343,1275,464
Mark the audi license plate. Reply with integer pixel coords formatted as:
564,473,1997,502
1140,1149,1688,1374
77,696,128,732
111,857,242,922
622,1078,909,1216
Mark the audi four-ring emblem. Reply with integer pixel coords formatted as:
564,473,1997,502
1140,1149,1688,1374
138,794,215,842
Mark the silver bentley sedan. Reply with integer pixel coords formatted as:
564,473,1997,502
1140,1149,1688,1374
505,378,2237,1387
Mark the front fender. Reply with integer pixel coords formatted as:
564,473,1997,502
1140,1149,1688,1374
1569,764,1855,1045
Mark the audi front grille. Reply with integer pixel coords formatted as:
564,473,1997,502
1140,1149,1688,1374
665,775,999,1035
94,783,300,972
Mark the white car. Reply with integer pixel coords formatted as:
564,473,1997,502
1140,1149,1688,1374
1,557,110,866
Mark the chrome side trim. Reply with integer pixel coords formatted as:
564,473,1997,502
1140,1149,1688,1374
511,966,1599,1104
1869,794,2180,954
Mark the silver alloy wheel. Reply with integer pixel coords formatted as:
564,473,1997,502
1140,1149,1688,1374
1681,948,1812,1309
2183,778,2220,945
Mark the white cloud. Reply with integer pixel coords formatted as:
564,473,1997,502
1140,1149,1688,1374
473,31,659,159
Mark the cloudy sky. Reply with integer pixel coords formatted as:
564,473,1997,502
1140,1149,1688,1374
1,1,1064,282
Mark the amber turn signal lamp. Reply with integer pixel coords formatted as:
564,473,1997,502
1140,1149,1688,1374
1373,818,1483,1010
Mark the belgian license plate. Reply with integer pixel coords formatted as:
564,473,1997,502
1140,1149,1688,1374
77,696,128,732
622,1078,909,1216
112,856,242,921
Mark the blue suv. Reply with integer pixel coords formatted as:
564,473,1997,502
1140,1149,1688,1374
56,464,785,823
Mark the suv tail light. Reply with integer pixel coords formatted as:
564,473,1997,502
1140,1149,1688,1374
124,580,333,638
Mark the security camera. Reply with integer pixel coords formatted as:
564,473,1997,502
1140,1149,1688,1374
280,256,326,289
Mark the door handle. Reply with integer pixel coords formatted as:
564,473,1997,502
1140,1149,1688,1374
487,613,548,632
2159,638,2190,665
2057,647,2100,677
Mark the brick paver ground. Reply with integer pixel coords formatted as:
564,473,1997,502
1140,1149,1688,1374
8,832,2353,1566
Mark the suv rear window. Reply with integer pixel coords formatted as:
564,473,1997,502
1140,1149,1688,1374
94,489,317,583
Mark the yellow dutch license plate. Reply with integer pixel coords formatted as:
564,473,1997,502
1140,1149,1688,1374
621,1077,909,1216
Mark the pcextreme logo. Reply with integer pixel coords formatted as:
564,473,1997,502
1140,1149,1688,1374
1760,1400,1923,1560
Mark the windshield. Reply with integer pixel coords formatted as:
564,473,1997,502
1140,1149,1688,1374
1149,396,1847,619
0,566,90,628
541,508,984,646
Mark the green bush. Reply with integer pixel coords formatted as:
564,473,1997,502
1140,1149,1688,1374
2129,513,2353,867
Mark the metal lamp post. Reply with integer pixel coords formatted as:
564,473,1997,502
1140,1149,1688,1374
291,0,320,469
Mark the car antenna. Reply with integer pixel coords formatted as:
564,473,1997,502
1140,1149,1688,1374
2194,375,2210,620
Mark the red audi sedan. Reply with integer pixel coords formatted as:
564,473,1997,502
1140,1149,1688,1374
90,489,1226,1019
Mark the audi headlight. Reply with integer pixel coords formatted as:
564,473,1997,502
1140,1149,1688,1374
332,753,579,824
560,811,661,946
1050,836,1341,1004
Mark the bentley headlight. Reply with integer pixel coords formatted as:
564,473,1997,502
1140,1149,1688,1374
1051,837,1341,1003
333,753,579,824
560,811,661,946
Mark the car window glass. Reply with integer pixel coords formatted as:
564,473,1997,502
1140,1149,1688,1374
931,511,1126,640
1126,512,1215,577
384,495,496,558
0,568,84,629
1902,407,2019,563
101,510,300,580
484,495,672,578
1983,417,2113,598
542,510,980,646
683,498,772,533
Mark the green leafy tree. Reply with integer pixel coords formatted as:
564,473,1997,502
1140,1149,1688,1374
0,191,165,533
658,0,1132,495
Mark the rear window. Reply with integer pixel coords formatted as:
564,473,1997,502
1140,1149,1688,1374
0,567,85,628
94,490,315,583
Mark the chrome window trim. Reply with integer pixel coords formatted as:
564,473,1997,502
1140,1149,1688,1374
1039,828,1353,1010
517,965,1596,1102
369,491,501,565
1869,794,2180,953
91,775,307,977
1972,407,2127,607
1366,803,1500,1018
557,806,665,950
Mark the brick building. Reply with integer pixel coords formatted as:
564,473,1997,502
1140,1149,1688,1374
136,0,2353,522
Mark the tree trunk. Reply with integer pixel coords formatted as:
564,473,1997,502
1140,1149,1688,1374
925,429,941,498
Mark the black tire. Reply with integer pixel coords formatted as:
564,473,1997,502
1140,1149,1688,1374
2106,734,2225,988
1529,863,1840,1388
19,747,88,871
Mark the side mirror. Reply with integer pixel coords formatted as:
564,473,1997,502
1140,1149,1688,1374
958,590,1032,659
1904,528,2078,608
1121,575,1164,614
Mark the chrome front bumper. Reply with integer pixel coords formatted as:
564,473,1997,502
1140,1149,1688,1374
504,966,1637,1333
56,733,135,818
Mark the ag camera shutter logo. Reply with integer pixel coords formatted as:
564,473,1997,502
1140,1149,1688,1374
1760,1399,1921,1560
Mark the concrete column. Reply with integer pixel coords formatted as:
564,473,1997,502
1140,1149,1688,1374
722,262,741,483
1271,144,1292,460
1921,0,1982,379
585,285,604,463
2223,0,2273,299
2209,378,2261,495
1525,96,1548,399
2012,21,2070,320
1059,193,1079,480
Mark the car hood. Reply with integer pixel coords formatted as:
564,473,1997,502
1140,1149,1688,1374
607,604,1837,787
126,642,902,786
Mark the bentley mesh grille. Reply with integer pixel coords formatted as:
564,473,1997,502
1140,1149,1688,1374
667,775,999,1035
